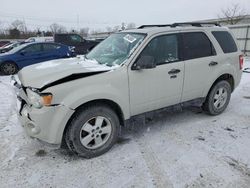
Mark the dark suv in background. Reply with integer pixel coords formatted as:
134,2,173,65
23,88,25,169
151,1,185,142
54,33,100,55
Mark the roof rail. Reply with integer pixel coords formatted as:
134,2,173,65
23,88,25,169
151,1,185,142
138,24,172,29
171,22,221,27
138,22,221,29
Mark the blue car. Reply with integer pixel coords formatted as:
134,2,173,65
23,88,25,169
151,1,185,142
0,42,76,75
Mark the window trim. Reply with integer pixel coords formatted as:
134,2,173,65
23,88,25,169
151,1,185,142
181,31,217,61
131,33,183,70
42,43,61,51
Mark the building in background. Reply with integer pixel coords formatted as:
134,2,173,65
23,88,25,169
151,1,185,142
198,15,250,56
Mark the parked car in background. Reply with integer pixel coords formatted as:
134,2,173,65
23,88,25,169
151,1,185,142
25,37,54,43
0,42,75,75
54,33,99,54
0,41,27,54
0,40,11,47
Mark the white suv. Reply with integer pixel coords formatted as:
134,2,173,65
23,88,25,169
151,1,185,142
13,23,243,158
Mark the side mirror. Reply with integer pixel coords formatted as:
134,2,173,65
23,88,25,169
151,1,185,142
132,55,156,70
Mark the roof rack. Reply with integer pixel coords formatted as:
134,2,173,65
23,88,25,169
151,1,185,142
138,24,173,29
138,22,221,29
171,22,221,27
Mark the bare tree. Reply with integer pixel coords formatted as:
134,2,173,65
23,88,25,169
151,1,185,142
113,25,120,32
10,20,27,33
0,20,3,34
90,29,103,35
106,26,113,32
50,23,67,34
219,4,248,25
79,27,89,38
126,22,136,29
121,22,125,30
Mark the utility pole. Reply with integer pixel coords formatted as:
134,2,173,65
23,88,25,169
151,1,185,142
77,14,79,33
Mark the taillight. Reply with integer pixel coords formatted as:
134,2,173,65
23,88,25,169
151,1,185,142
239,55,244,70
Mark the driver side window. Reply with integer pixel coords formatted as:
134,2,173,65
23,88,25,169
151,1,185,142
141,34,180,65
21,44,42,53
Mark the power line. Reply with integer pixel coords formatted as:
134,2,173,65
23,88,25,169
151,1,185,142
0,12,120,25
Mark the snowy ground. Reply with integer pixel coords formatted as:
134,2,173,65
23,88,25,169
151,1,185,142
0,60,250,188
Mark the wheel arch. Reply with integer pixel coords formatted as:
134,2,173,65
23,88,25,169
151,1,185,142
61,99,125,147
0,60,19,74
206,73,235,98
2,60,18,66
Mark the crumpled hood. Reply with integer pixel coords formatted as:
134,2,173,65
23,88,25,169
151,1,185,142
18,56,119,89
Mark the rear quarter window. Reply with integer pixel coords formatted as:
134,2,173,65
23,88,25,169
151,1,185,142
212,31,237,53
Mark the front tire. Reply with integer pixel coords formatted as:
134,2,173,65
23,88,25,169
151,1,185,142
1,62,18,75
203,80,231,115
65,104,120,158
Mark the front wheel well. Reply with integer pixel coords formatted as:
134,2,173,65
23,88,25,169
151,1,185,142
1,60,19,69
2,60,18,66
0,61,19,74
61,99,125,148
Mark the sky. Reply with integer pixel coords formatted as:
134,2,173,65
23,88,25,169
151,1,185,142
0,0,249,32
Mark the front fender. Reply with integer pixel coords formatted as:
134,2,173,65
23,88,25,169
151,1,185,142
63,84,130,120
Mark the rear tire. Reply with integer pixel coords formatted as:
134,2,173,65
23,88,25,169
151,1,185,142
1,62,18,75
65,104,120,158
202,80,231,115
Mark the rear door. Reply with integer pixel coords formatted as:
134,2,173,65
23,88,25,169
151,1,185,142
42,43,63,61
180,31,219,102
128,33,185,115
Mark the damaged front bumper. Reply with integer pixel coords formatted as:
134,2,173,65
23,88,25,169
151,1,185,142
11,75,75,145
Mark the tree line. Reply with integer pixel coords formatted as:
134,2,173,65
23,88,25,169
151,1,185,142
0,4,248,39
0,20,136,39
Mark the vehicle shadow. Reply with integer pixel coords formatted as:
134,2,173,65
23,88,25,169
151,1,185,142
120,106,205,141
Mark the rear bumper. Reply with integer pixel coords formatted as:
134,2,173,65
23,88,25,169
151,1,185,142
234,70,243,91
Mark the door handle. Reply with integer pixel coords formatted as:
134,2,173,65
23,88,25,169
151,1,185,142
168,69,181,74
209,61,218,66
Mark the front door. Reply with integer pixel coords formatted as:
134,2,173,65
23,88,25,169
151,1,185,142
128,34,184,116
17,44,44,66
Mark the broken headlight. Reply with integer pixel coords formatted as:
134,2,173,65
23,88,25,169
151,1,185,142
26,88,53,108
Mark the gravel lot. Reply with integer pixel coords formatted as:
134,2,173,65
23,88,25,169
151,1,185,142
0,60,250,188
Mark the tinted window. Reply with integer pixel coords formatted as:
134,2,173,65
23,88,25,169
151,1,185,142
43,44,61,51
70,35,82,42
183,32,215,60
212,31,237,53
140,34,179,65
21,44,42,53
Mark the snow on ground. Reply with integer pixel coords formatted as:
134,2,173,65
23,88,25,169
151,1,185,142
0,59,250,188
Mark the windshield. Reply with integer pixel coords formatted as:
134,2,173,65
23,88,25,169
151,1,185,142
86,33,146,66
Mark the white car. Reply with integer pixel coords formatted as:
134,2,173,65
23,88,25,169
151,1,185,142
25,37,54,43
13,22,243,158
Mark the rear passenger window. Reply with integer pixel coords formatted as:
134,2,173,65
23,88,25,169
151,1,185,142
212,31,237,53
43,44,61,51
183,32,216,60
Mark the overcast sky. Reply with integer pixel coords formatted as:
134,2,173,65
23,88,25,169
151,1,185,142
0,0,249,31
